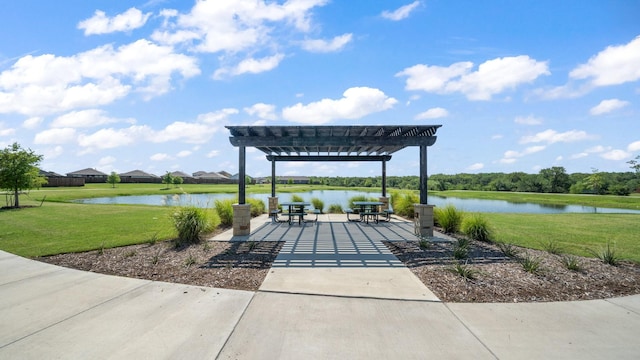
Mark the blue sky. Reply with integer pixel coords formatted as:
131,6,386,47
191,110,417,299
1,0,639,178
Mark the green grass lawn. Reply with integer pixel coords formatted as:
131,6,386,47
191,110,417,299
2,185,639,263
0,202,177,257
483,213,640,263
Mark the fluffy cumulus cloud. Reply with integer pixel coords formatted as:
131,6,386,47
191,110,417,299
629,141,640,152
467,162,484,171
22,117,43,129
77,125,150,152
244,103,277,120
415,107,448,120
381,1,421,21
77,7,151,35
34,128,77,145
0,40,199,116
499,145,546,164
52,109,134,128
396,56,549,100
570,35,640,87
281,87,397,124
601,149,630,161
301,33,353,53
589,98,629,115
150,153,172,161
214,54,284,79
519,129,596,144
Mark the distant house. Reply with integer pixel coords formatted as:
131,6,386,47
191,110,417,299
41,169,84,187
67,168,108,183
170,171,191,179
193,171,226,179
119,170,160,183
276,176,310,184
218,171,232,178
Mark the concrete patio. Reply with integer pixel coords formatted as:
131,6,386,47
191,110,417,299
1,214,640,359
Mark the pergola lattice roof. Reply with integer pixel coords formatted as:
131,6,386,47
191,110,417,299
226,125,441,157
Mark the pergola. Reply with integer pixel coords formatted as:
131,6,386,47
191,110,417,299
226,125,441,207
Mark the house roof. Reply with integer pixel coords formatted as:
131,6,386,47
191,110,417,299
194,172,226,179
67,168,108,176
170,171,191,178
119,170,158,178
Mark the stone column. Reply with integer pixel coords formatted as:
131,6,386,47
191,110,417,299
414,204,434,238
268,197,279,218
378,196,389,211
232,203,251,236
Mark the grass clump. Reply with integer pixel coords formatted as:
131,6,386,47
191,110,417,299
311,197,324,213
590,242,619,266
448,262,479,280
560,255,582,271
327,204,343,213
542,239,563,255
247,197,266,217
172,206,219,246
519,254,542,274
290,194,305,203
452,238,471,260
434,204,464,234
214,199,234,227
497,242,520,258
418,237,430,250
390,191,419,218
461,213,493,242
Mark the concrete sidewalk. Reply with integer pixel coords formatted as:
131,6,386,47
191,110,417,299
2,217,640,359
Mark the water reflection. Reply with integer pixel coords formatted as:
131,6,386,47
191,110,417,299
75,191,640,214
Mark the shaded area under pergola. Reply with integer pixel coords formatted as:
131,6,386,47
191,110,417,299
226,125,442,205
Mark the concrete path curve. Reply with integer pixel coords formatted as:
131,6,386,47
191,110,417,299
1,215,640,359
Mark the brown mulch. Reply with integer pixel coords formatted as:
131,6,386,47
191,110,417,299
38,227,640,302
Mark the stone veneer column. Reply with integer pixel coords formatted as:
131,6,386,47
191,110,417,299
414,204,435,238
268,197,278,219
232,204,252,236
378,196,389,211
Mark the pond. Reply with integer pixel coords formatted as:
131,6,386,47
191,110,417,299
74,190,640,214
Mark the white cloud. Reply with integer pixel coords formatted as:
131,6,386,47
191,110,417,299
500,145,546,163
514,115,543,125
601,149,631,161
628,141,640,152
42,145,64,159
381,1,421,21
282,87,397,124
77,125,150,152
97,156,116,168
34,128,77,144
78,7,151,35
214,54,284,79
589,99,629,115
301,33,352,53
415,107,448,120
52,109,134,128
586,145,608,153
23,117,43,129
520,129,596,144
206,150,220,158
150,153,172,161
0,122,15,136
467,163,484,171
396,56,549,100
244,103,277,120
570,35,640,86
177,150,192,157
491,134,503,140
152,121,219,144
197,108,239,125
570,152,588,159
0,40,200,116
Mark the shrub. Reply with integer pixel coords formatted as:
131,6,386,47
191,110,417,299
311,197,324,213
590,242,619,266
497,242,520,258
172,206,218,246
560,255,581,271
214,199,234,226
390,191,419,218
434,204,464,233
519,254,542,274
327,204,343,213
291,194,304,202
246,197,266,217
461,213,493,242
542,239,563,255
448,262,479,280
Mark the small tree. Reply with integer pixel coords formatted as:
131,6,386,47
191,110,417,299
107,171,121,188
0,143,46,208
172,175,183,187
629,155,640,175
161,172,174,187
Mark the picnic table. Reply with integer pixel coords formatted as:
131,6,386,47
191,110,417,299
352,201,385,223
280,202,310,225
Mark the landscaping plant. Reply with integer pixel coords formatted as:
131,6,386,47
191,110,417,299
172,206,219,246
461,213,493,242
434,204,464,233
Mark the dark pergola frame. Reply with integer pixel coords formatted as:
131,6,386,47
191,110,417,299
226,125,441,204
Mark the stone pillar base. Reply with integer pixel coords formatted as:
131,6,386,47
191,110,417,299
233,204,252,236
414,204,435,238
379,196,389,211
